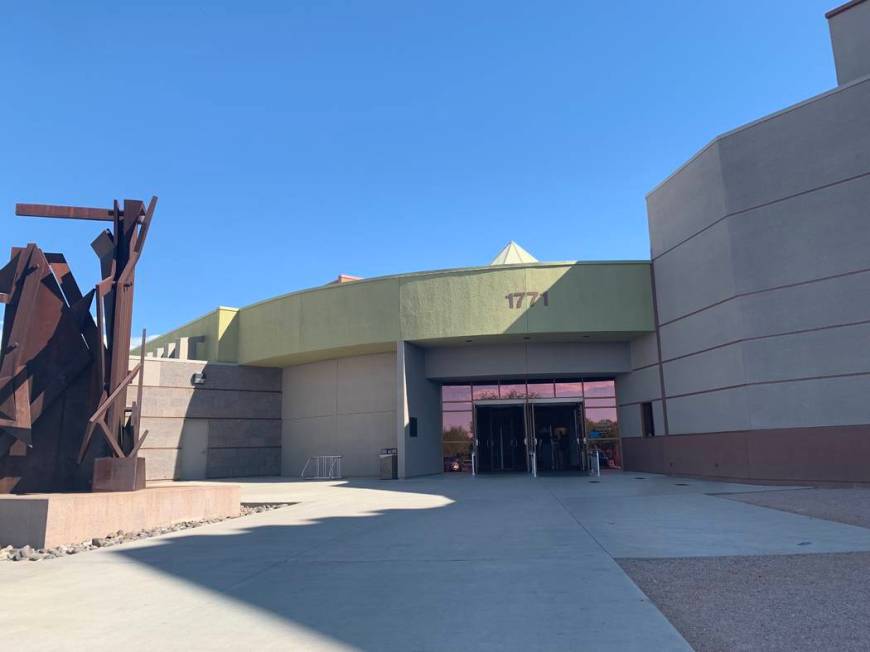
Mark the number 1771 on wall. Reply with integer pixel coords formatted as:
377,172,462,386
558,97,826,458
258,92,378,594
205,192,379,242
505,291,549,309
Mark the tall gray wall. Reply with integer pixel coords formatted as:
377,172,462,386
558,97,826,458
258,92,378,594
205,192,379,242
281,352,398,478
135,358,282,480
647,74,870,437
397,342,442,478
615,333,665,439
630,62,870,482
828,0,870,85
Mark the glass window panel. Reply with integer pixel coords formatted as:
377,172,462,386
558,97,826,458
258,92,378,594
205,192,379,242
442,385,471,402
499,383,527,399
443,401,472,412
587,439,622,470
585,407,619,439
443,406,473,473
526,381,555,398
584,398,616,408
472,384,499,400
583,380,616,398
442,411,473,440
554,381,584,398
443,442,471,455
442,442,473,472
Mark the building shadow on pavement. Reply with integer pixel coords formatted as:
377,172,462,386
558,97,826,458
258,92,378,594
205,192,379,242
109,474,690,651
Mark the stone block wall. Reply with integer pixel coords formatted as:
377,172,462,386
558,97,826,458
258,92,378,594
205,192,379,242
132,358,282,481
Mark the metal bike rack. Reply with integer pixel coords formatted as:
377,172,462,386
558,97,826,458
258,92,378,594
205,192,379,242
300,455,343,480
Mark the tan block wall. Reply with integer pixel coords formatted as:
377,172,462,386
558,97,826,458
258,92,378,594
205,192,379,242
131,358,282,480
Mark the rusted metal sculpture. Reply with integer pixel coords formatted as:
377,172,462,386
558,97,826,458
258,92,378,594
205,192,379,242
0,197,157,493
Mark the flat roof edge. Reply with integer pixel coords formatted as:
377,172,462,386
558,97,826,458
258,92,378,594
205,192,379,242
646,75,870,199
240,260,651,312
826,0,868,19
139,307,221,342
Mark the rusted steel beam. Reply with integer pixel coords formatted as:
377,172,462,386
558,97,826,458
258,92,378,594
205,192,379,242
103,199,141,446
0,249,21,297
134,329,146,444
87,363,141,426
129,429,149,458
3,194,157,492
91,230,115,280
16,203,116,221
94,419,125,458
95,288,106,393
0,374,31,434
134,196,157,254
78,414,125,462
45,252,84,305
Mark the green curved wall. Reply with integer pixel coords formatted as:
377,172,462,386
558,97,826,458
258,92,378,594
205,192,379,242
140,261,654,366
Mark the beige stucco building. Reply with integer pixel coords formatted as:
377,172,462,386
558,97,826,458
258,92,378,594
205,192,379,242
137,1,870,485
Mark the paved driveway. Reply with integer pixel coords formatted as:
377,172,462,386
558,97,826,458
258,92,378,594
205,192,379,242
3,473,870,651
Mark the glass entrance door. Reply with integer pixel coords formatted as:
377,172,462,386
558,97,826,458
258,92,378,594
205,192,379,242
474,404,527,473
530,401,584,473
472,402,582,475
443,380,620,475
525,402,537,477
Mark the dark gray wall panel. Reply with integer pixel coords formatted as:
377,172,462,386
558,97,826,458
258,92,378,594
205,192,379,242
647,143,726,256
741,322,870,384
718,78,870,214
653,220,735,324
666,387,751,434
615,366,661,405
829,0,870,85
400,342,443,478
658,301,743,361
630,333,660,370
729,174,870,294
662,344,745,398
747,374,870,429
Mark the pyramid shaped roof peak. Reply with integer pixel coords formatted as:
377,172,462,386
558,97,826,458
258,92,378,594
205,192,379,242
489,241,538,265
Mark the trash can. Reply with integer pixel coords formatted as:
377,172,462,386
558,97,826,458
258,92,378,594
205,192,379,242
379,448,398,480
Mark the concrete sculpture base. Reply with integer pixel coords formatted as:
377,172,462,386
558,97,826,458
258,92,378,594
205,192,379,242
0,483,240,549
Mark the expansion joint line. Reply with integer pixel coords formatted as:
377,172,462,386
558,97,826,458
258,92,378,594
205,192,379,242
546,485,613,561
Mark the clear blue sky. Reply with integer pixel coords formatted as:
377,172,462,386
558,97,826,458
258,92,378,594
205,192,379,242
0,0,838,336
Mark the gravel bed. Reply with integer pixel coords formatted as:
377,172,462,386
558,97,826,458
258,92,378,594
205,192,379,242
620,552,870,652
723,488,870,530
0,502,293,563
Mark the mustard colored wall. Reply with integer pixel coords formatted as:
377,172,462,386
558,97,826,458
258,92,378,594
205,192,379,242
141,262,654,366
238,277,401,366
399,263,653,341
215,307,240,363
135,307,239,362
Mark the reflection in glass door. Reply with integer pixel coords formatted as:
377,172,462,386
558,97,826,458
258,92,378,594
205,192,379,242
525,402,537,477
474,405,527,473
442,379,620,475
530,402,583,473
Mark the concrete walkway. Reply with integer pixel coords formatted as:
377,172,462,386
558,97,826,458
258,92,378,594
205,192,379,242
3,473,870,651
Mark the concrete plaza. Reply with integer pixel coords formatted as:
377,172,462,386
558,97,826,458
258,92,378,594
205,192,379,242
3,473,870,651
